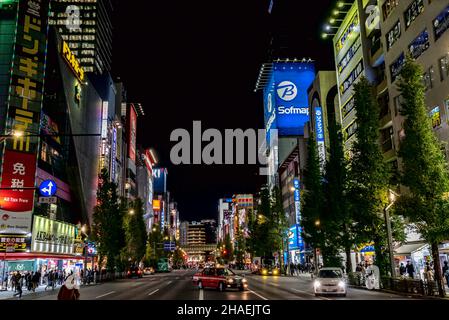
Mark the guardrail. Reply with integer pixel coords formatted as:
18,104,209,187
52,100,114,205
347,272,441,297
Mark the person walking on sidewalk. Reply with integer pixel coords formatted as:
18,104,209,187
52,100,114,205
406,261,415,279
13,272,22,299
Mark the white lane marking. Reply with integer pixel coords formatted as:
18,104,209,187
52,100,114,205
148,289,159,296
271,283,280,287
249,290,268,300
166,281,173,285
199,289,204,300
95,291,116,299
291,288,331,300
176,277,180,280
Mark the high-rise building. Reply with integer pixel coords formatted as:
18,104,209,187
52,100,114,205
180,221,189,247
187,222,206,246
201,219,217,244
49,0,113,74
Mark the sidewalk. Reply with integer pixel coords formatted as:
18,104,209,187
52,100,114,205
0,282,101,300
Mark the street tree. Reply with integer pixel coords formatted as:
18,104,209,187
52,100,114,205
348,77,391,276
123,198,148,265
92,169,126,272
394,56,449,297
270,186,289,271
301,132,327,264
145,224,165,268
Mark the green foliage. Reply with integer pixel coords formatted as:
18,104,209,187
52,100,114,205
348,77,391,276
92,169,126,271
145,224,165,267
324,119,352,270
123,198,148,265
301,131,325,251
394,56,449,296
223,234,234,263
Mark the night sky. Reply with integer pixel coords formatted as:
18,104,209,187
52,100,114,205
112,0,335,222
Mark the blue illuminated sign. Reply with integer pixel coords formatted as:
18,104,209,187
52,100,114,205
264,62,315,137
39,180,57,197
315,106,324,142
111,127,117,181
293,179,300,189
153,168,168,194
288,224,304,251
161,208,165,229
294,190,300,202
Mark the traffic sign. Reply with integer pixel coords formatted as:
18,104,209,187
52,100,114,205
38,196,57,204
39,180,57,197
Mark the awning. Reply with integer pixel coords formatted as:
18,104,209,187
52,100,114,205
394,241,427,256
0,252,85,261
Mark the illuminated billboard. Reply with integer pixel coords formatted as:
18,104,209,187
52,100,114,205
288,224,304,251
0,0,50,233
264,62,315,136
127,104,137,163
153,168,168,194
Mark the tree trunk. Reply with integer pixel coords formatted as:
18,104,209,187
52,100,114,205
345,244,352,274
431,242,445,297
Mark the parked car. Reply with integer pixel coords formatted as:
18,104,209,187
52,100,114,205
192,267,248,292
256,258,280,276
143,267,155,275
313,267,346,297
127,266,143,279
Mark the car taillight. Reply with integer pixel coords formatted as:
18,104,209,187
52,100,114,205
127,271,131,274
138,271,141,274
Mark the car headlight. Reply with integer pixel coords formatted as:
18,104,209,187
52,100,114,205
314,280,321,288
338,281,345,288
273,269,278,275
242,278,247,283
227,278,234,283
262,269,267,275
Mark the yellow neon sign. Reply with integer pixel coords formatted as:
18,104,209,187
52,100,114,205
62,41,85,82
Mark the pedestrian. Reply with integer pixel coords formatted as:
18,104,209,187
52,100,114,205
289,263,294,276
424,262,434,282
406,261,415,279
57,275,80,300
45,270,53,290
442,261,449,287
13,272,22,299
399,263,406,277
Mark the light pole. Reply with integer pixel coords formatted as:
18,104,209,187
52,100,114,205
384,190,398,278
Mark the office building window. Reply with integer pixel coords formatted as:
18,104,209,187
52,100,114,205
394,95,402,116
439,55,449,81
423,66,434,91
408,29,430,60
386,20,401,50
383,0,400,20
404,0,424,29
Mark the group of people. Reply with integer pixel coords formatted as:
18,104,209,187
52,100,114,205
287,262,317,276
2,271,42,298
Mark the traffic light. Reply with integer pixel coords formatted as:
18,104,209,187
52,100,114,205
223,250,227,255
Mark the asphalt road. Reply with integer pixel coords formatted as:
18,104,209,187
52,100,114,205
15,269,418,300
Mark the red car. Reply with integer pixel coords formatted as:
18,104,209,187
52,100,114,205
192,267,248,291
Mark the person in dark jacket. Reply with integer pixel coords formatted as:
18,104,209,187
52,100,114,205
406,261,415,279
13,273,22,299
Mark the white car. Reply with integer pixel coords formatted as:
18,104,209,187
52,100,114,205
313,267,347,297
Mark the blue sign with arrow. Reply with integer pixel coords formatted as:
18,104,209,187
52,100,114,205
39,180,57,197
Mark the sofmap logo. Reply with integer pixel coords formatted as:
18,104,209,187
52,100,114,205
277,81,297,101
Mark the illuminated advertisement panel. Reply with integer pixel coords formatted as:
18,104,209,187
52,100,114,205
263,62,315,137
335,12,359,54
0,0,50,233
409,29,429,60
127,104,137,162
153,168,167,194
315,107,326,172
288,224,304,251
433,5,449,41
32,215,76,255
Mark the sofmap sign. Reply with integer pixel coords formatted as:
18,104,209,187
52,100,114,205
315,107,326,173
32,215,76,255
0,0,50,233
288,224,304,251
264,62,315,136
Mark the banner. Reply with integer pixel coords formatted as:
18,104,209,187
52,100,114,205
32,215,76,255
0,0,50,233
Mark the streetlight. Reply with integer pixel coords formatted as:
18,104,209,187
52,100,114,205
337,1,353,8
329,18,343,24
321,32,336,39
384,189,399,278
129,209,135,215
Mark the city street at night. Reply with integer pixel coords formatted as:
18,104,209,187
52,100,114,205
2,270,415,301
1,0,449,311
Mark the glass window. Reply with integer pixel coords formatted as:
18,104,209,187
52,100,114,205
382,0,400,20
440,55,449,81
318,269,342,278
423,66,434,91
433,4,449,41
386,20,401,50
404,0,424,29
408,29,430,60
